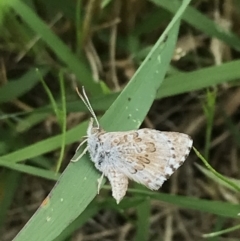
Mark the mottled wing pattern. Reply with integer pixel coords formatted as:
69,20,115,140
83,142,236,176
106,168,128,204
161,132,193,166
100,129,192,191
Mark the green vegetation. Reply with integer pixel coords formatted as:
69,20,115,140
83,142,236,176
1,0,240,240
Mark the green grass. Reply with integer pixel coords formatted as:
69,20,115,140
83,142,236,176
12,2,186,239
0,0,240,240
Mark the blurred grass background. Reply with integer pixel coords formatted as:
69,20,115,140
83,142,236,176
1,0,240,240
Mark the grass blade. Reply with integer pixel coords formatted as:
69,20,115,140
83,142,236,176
12,0,190,239
7,0,101,95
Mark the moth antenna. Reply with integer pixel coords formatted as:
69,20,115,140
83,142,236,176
81,87,100,128
75,86,100,129
75,87,90,112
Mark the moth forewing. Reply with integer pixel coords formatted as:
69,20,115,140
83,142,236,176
94,129,193,194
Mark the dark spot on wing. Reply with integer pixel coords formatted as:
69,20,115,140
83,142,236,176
95,143,98,152
113,139,118,144
165,174,170,179
105,151,110,157
132,132,139,138
130,168,137,174
97,152,105,167
145,142,156,152
169,164,176,172
137,156,150,164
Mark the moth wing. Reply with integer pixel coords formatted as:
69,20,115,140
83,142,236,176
104,129,192,190
106,168,128,204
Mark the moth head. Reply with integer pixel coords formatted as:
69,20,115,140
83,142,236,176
87,117,102,136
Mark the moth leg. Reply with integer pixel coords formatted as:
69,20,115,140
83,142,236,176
75,138,88,153
71,146,88,162
97,173,104,194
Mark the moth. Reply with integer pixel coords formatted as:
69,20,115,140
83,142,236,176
72,87,193,204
